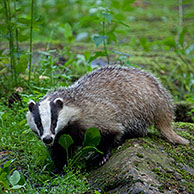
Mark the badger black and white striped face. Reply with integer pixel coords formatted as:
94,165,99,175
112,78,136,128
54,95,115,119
26,97,80,147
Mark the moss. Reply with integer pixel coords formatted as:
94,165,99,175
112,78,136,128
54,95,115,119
174,122,194,132
136,153,144,158
136,122,194,193
108,121,193,193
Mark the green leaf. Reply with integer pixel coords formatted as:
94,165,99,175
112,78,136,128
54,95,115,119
16,55,28,73
185,12,194,18
179,27,187,48
92,35,108,47
89,51,106,63
139,37,150,52
163,36,177,49
59,134,74,153
0,172,10,190
17,17,31,25
9,171,20,186
64,23,72,39
64,58,74,67
3,160,12,169
83,127,101,147
123,0,136,5
102,12,111,23
15,171,25,186
187,97,194,104
83,51,91,62
107,31,117,43
18,34,29,42
94,190,101,194
79,16,99,26
112,19,130,28
122,0,136,11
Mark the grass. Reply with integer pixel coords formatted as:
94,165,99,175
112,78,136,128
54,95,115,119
0,96,90,193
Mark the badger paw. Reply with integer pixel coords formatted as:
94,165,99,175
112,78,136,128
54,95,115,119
86,149,111,169
98,150,111,166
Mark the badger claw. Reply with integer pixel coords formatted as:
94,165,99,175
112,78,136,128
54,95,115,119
98,150,111,166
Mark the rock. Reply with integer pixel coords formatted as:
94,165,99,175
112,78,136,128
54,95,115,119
88,123,194,193
88,140,171,193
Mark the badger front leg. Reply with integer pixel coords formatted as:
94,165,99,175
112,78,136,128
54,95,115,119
48,142,67,174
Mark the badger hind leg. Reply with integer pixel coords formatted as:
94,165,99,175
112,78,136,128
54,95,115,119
155,114,189,145
89,148,111,167
96,133,116,166
87,128,122,167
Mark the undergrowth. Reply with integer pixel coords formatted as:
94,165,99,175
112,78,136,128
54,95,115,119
0,95,90,193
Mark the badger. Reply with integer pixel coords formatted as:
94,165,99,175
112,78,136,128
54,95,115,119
26,66,189,173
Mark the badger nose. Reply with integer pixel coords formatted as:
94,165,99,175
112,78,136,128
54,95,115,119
43,136,53,145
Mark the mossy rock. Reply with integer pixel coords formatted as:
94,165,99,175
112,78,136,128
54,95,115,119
88,122,194,194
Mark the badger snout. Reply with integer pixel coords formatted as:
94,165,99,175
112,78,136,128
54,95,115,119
42,135,54,146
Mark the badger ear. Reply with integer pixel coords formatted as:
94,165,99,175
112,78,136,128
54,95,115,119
28,100,36,112
54,98,63,109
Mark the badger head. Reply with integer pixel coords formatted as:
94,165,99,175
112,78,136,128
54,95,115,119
26,97,80,147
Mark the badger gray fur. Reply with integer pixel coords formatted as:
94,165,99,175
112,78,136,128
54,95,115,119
26,66,189,173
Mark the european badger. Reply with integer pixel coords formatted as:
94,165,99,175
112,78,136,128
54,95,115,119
26,66,189,172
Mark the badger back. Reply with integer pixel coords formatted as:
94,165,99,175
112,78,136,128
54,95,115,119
70,66,174,117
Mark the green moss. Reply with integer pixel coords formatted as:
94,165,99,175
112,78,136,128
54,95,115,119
136,153,144,158
174,122,194,132
134,122,194,193
109,120,194,193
